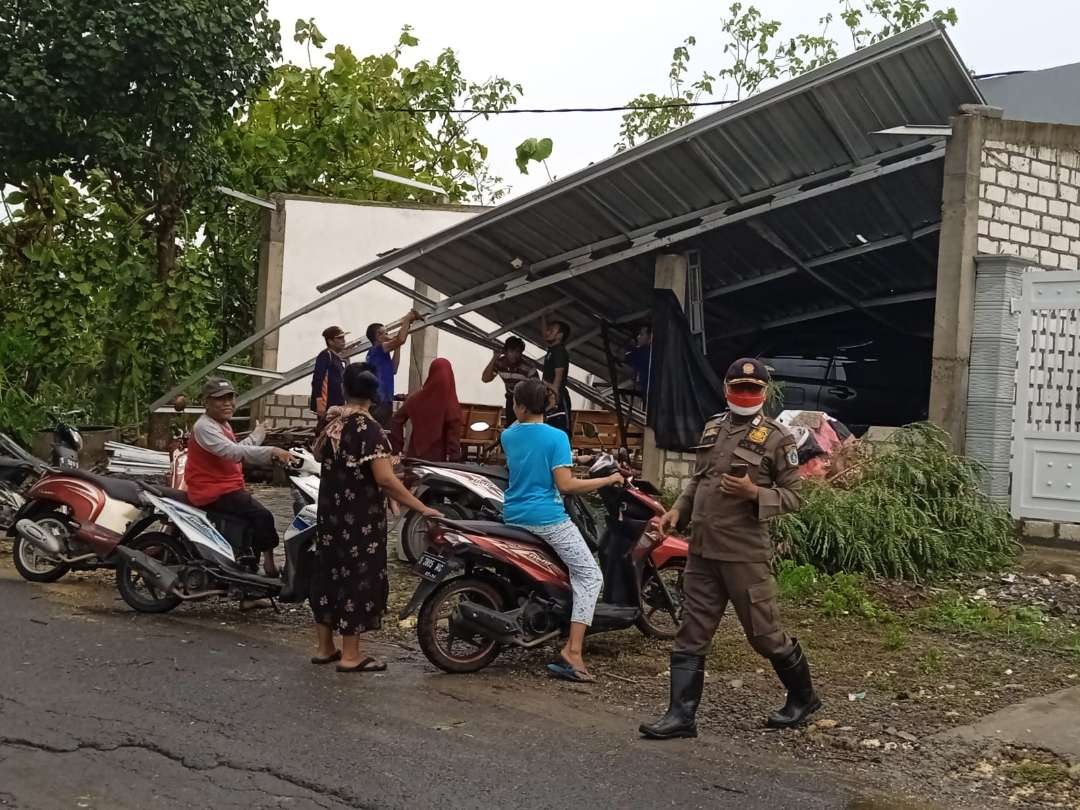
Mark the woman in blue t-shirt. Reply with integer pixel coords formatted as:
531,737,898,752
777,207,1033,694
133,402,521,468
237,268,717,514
501,379,623,683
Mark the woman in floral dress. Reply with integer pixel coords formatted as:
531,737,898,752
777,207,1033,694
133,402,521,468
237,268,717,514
309,365,439,672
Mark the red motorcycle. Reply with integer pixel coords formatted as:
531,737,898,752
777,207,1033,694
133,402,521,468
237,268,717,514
8,468,185,583
401,453,688,673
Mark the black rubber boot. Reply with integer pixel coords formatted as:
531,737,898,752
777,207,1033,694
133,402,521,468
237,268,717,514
766,639,822,729
639,652,705,739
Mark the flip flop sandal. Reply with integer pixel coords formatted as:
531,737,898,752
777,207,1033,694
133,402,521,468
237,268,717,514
546,661,596,683
311,650,342,665
336,657,388,673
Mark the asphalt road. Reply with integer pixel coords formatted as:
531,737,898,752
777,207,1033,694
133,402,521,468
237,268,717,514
0,570,860,810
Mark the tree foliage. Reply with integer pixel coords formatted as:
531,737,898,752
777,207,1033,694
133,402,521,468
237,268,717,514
0,13,524,440
617,0,958,149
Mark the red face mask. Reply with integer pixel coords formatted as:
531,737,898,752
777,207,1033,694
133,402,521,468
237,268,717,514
725,384,766,415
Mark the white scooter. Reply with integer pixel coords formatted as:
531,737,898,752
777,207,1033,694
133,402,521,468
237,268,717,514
109,485,316,614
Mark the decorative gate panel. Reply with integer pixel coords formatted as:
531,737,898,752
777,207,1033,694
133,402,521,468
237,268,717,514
1012,272,1080,521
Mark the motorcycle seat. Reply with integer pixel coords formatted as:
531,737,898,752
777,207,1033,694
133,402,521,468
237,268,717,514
450,520,548,547
406,459,508,482
62,468,189,506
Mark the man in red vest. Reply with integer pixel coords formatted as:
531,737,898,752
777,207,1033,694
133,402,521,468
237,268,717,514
185,378,295,577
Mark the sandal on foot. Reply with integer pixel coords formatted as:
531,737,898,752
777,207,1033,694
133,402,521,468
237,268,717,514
337,657,387,673
546,656,596,683
311,650,342,665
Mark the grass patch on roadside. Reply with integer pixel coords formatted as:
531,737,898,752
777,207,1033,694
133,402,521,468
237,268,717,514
1002,760,1072,786
775,560,1080,659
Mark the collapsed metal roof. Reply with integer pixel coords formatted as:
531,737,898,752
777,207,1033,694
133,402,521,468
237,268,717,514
303,21,980,386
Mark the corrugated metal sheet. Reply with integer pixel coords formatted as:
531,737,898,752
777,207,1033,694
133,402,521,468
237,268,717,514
980,63,1080,126
318,21,981,382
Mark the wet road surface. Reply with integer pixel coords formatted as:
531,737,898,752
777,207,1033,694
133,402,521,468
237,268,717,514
0,569,860,809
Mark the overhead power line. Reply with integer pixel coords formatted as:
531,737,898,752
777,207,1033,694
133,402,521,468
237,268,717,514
374,98,740,115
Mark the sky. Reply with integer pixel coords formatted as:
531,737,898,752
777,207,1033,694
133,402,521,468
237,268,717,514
266,0,1080,201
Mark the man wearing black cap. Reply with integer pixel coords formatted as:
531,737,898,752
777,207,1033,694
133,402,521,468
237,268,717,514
640,357,819,739
311,326,350,432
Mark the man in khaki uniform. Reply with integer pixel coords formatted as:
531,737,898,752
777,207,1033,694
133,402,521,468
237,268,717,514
640,358,821,739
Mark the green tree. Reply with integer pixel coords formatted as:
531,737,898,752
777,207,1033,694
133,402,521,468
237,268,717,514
617,0,957,149
202,23,525,350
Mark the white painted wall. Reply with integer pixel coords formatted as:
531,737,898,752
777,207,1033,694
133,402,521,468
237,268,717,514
275,197,592,408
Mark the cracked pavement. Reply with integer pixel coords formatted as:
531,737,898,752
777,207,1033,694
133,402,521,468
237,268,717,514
0,568,858,809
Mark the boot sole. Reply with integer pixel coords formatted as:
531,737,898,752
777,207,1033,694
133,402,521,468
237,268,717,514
638,725,698,740
765,697,823,730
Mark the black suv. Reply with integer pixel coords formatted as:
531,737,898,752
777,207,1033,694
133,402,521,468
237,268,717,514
753,334,931,432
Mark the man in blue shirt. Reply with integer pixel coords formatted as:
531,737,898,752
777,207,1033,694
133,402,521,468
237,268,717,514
624,324,652,408
365,309,421,428
502,378,622,682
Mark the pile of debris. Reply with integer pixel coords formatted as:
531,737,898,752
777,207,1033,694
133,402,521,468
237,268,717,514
776,410,858,480
105,442,170,477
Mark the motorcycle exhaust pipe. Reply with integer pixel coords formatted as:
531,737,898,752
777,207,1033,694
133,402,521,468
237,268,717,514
114,547,181,595
15,518,65,557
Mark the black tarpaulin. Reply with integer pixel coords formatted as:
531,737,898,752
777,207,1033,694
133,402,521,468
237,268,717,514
646,290,726,451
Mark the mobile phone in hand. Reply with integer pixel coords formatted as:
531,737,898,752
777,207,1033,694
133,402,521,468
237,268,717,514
729,462,749,478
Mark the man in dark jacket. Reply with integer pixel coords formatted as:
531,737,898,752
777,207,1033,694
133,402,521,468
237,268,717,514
310,326,349,431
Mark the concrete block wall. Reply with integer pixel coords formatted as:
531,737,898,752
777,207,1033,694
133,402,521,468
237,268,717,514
976,124,1080,268
260,394,318,429
660,451,697,495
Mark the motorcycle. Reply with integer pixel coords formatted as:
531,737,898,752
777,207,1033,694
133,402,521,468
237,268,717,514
0,432,47,531
401,453,687,673
287,447,321,514
8,466,186,583
107,486,314,614
48,408,85,471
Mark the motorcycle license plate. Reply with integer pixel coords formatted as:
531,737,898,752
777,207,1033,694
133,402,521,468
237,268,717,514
416,552,448,582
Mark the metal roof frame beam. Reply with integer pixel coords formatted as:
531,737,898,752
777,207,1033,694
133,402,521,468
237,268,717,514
712,289,936,339
705,223,940,300
234,144,944,407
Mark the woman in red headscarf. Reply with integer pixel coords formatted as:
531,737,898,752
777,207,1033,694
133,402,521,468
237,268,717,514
389,358,464,461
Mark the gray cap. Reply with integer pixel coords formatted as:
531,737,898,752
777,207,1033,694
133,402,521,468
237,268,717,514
201,377,236,400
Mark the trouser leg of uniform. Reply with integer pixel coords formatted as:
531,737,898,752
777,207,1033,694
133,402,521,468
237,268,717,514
673,554,729,656
721,561,794,660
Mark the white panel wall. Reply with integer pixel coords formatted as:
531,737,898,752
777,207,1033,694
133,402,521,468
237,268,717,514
275,198,591,407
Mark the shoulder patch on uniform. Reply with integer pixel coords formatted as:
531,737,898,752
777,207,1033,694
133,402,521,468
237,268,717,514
786,445,799,469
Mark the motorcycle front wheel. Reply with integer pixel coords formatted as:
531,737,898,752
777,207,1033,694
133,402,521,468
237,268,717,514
12,512,70,583
636,559,686,640
417,577,504,673
116,532,186,614
400,501,465,564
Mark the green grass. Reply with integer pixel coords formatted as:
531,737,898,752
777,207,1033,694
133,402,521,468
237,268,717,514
772,423,1018,581
919,647,945,675
883,623,909,651
1002,760,1071,786
917,593,1050,645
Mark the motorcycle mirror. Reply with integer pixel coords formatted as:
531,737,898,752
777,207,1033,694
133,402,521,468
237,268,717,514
469,421,490,432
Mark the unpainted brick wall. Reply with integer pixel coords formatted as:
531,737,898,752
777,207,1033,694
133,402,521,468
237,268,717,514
976,125,1080,269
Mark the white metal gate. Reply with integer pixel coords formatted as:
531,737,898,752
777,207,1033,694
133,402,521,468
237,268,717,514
1012,271,1080,521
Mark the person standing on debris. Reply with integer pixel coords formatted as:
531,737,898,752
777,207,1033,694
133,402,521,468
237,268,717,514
366,310,422,429
481,336,538,427
186,378,296,580
639,358,817,739
310,326,350,432
308,365,439,672
540,315,573,439
390,358,463,462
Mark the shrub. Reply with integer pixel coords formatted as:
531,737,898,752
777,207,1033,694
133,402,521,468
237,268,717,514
772,423,1017,581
